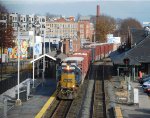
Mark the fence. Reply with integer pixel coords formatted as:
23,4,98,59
0,70,32,95
0,61,31,77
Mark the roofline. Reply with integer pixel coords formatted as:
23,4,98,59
30,54,56,63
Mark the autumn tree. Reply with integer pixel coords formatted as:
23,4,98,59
0,2,15,54
118,18,142,42
96,15,116,43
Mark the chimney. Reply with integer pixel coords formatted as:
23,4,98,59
96,5,100,17
96,4,100,42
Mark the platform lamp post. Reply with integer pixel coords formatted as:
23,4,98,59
16,22,22,106
42,28,46,85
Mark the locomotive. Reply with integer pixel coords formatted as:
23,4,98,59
56,43,115,99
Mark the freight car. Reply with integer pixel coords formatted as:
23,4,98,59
56,43,114,99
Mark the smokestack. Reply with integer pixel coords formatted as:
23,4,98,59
96,4,100,42
96,4,100,17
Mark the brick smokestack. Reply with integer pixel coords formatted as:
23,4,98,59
96,4,100,17
96,4,100,42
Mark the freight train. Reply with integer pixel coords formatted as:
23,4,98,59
56,43,115,99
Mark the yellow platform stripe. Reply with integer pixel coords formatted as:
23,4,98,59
35,91,57,118
114,106,123,118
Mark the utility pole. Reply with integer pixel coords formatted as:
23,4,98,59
32,27,35,88
42,29,46,85
16,23,22,106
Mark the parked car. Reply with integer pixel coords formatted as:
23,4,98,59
139,75,150,84
142,80,150,92
144,88,150,93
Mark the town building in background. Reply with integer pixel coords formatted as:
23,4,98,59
46,16,78,39
0,13,95,59
78,16,94,41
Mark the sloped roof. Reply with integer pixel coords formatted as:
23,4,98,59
127,35,150,63
30,51,67,63
110,34,150,65
30,53,56,63
110,50,140,65
130,28,146,45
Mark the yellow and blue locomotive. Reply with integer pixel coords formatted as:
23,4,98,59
56,57,84,99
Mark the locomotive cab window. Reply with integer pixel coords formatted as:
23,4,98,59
62,70,75,74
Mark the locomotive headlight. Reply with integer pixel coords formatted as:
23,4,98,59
72,85,75,88
66,65,70,70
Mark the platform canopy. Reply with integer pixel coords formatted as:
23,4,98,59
30,51,67,63
30,53,56,63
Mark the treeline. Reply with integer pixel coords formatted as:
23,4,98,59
91,15,142,43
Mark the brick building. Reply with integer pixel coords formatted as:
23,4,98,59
78,16,94,41
63,38,81,54
46,16,78,39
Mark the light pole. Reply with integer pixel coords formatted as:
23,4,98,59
42,29,46,85
16,22,22,106
32,26,35,88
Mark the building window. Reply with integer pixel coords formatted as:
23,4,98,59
10,16,12,20
42,30,44,34
80,24,84,28
27,17,29,22
42,24,45,28
42,18,45,22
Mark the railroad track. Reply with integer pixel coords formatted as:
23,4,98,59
44,61,113,118
50,100,72,118
92,61,107,118
44,65,92,118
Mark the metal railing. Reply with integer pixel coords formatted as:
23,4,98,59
0,95,16,118
0,70,32,95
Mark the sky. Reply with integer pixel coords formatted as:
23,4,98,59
1,0,150,24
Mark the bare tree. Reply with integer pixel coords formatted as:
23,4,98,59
0,2,15,54
96,15,116,43
118,18,142,42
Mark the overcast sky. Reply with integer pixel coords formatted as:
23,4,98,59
1,0,150,23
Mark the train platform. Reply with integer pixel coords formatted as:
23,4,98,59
6,78,57,118
108,76,150,118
